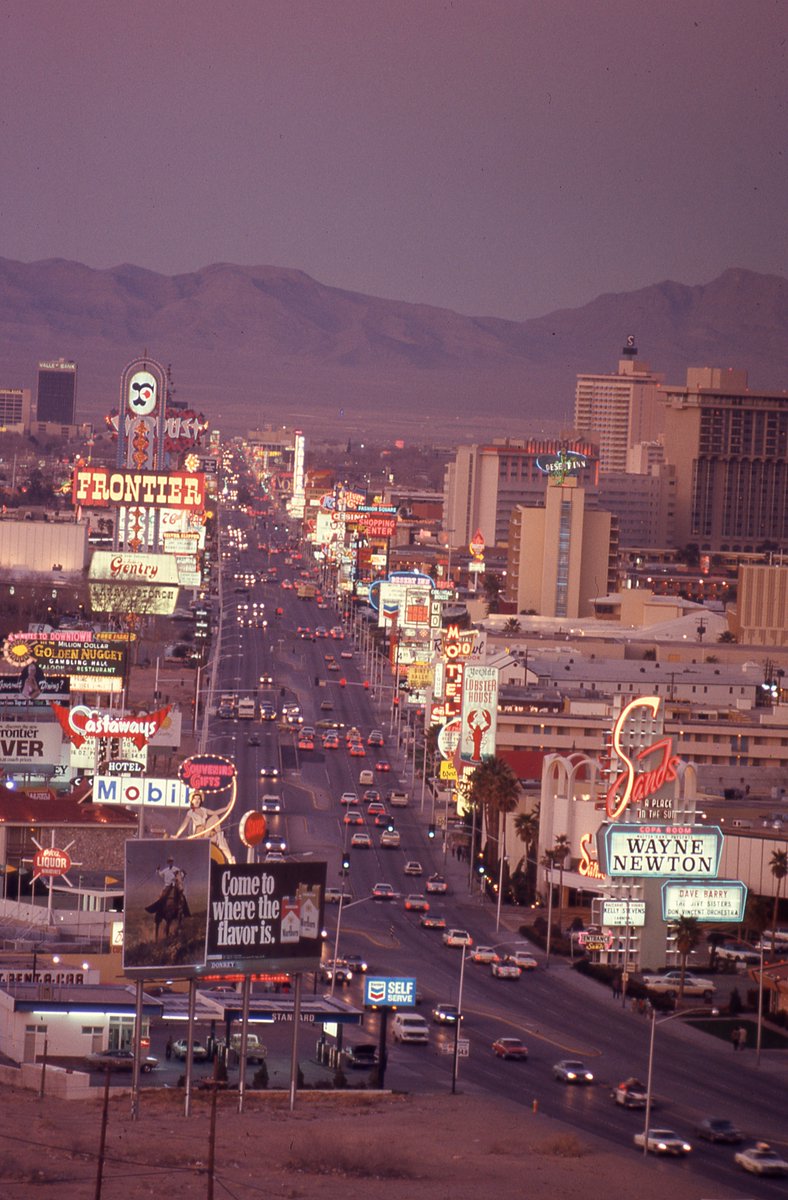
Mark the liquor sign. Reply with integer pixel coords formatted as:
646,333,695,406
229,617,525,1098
459,665,499,764
604,696,681,822
51,703,172,750
364,976,417,1008
206,861,327,974
601,900,646,927
31,847,72,881
73,466,206,510
598,824,723,879
661,880,747,923
93,775,191,808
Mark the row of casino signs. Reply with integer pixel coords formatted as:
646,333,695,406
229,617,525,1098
594,695,747,924
3,629,130,696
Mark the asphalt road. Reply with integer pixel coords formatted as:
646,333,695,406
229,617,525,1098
168,488,788,1197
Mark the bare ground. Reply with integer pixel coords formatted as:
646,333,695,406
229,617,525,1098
0,1084,740,1200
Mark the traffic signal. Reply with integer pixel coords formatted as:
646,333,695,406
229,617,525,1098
428,824,436,839
363,680,370,689
341,854,350,873
386,820,395,833
339,678,347,688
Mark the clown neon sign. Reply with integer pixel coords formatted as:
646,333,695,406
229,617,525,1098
604,696,681,821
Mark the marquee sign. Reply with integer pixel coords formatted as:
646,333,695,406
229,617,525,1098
601,899,646,927
661,880,747,923
51,703,172,750
598,823,723,879
179,753,236,794
72,466,206,510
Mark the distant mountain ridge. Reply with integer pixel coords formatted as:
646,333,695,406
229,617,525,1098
0,258,785,437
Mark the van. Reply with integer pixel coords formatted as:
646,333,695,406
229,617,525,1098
391,1013,429,1044
359,769,375,786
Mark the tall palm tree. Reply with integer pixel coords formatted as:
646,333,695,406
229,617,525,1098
769,849,788,955
513,804,540,900
468,757,520,877
671,915,702,1003
552,833,570,934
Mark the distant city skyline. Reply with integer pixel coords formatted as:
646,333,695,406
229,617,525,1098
2,2,786,322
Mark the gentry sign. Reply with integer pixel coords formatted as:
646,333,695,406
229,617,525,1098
599,823,723,879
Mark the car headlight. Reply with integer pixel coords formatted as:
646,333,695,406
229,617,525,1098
567,1072,577,1079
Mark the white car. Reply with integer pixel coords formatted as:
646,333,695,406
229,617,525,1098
633,1128,692,1156
380,829,401,848
734,1143,788,1176
640,971,715,1000
339,792,359,806
491,961,520,980
404,861,423,876
506,950,538,971
442,928,472,948
351,831,372,848
471,945,500,964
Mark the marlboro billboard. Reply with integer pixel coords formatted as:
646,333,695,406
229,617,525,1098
206,861,327,974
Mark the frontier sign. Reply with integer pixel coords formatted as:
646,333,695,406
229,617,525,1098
598,824,723,879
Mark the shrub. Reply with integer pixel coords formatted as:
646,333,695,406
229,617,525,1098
251,1061,269,1090
333,1066,347,1089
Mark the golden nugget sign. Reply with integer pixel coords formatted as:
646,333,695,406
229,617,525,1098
72,466,205,510
605,696,680,821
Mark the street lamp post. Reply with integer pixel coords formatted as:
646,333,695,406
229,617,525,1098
642,1004,718,1155
451,947,468,1094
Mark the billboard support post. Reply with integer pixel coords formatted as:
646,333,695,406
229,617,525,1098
184,979,197,1118
130,978,143,1121
288,973,303,1112
238,975,252,1114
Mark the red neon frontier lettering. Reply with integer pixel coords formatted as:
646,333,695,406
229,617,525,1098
605,696,681,820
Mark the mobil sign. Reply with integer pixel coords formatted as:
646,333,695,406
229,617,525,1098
364,976,417,1008
92,775,191,808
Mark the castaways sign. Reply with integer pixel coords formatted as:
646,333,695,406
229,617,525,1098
605,696,681,822
598,824,723,879
50,703,172,750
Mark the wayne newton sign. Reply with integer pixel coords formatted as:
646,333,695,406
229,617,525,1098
598,824,723,879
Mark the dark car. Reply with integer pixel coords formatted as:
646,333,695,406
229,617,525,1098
695,1117,743,1144
343,1043,379,1070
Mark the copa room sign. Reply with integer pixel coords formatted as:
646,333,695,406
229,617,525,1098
598,824,723,879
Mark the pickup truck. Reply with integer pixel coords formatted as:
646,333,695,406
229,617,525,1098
218,1033,267,1063
639,971,715,1000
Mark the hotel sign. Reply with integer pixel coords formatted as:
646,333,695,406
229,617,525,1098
599,824,723,879
73,466,205,510
605,696,681,822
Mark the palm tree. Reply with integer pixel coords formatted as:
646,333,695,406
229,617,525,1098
671,916,702,1003
503,617,521,634
769,849,788,955
468,757,520,878
513,804,540,901
552,834,570,934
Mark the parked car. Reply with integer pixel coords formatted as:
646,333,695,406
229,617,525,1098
634,1129,692,1156
695,1117,743,1143
734,1143,788,1176
492,1037,528,1060
172,1039,209,1061
640,971,715,1000
85,1048,159,1073
343,1043,379,1069
612,1077,648,1108
217,1033,267,1063
714,942,760,966
553,1059,594,1084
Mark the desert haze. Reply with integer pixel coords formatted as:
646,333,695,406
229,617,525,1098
1,258,786,437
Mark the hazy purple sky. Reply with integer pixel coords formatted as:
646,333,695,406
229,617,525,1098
1,1,785,320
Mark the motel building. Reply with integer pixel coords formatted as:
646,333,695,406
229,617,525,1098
532,693,785,971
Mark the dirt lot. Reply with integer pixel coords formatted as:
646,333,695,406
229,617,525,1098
0,1084,740,1200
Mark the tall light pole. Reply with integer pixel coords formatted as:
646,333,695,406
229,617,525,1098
642,1004,718,1155
451,947,468,1094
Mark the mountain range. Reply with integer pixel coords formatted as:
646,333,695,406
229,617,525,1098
1,258,786,439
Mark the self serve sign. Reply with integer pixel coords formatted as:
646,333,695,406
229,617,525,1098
364,976,417,1008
